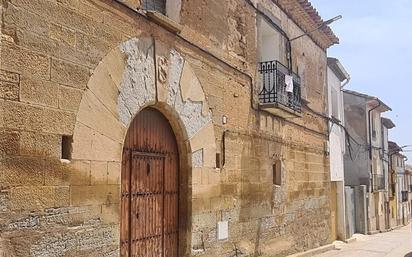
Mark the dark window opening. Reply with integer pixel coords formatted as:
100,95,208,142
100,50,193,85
143,0,166,15
273,160,282,186
62,135,73,160
216,153,221,169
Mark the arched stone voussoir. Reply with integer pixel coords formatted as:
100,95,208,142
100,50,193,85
72,35,217,170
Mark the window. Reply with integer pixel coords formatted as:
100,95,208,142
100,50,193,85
257,17,288,65
272,159,282,186
142,0,166,15
61,135,73,160
371,112,377,139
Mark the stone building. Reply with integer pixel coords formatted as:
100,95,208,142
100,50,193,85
381,117,395,229
0,0,338,256
343,90,391,234
389,142,410,226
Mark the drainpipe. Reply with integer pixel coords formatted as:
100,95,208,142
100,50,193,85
340,76,351,89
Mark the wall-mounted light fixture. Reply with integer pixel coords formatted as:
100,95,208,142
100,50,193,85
289,15,342,42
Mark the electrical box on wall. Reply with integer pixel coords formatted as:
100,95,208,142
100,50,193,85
217,221,228,240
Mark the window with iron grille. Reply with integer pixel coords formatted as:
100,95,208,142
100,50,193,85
142,0,166,15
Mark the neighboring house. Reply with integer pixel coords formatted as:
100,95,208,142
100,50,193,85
327,58,350,240
406,165,412,222
381,117,396,229
343,90,391,234
0,0,339,257
389,142,410,226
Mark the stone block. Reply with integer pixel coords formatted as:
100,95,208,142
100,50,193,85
77,90,126,143
49,23,76,47
2,4,50,37
101,203,120,224
91,161,108,185
87,63,120,116
70,185,120,206
71,122,94,160
91,132,123,162
11,0,96,35
3,101,44,131
19,131,61,157
0,69,20,83
78,1,104,23
1,42,50,80
51,58,90,89
44,158,71,186
0,130,20,156
58,85,83,111
9,186,70,211
76,32,113,61
0,156,44,186
100,47,127,87
192,198,211,212
0,81,19,101
193,185,221,199
42,107,76,135
107,161,121,185
192,167,202,185
56,0,79,10
68,159,91,185
15,28,59,57
20,77,59,107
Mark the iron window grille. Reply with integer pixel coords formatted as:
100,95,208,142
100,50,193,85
401,191,408,202
258,60,302,112
142,0,166,15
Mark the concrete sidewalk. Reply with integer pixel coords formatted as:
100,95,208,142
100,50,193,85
314,225,412,257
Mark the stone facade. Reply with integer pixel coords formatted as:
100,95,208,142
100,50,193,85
0,0,335,256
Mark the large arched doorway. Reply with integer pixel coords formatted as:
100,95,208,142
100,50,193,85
120,107,179,257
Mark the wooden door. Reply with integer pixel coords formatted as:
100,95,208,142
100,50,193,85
121,108,179,257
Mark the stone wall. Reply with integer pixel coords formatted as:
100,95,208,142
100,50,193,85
0,0,332,256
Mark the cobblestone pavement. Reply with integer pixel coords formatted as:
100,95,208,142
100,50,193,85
315,224,412,257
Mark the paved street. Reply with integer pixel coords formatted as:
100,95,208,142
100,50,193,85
315,225,412,257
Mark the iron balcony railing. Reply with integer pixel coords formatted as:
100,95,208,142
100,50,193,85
258,60,302,112
401,191,408,202
372,174,385,191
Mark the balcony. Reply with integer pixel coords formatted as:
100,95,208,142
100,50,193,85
372,174,385,192
401,191,408,202
258,60,302,118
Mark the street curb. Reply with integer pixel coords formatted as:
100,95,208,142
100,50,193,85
286,244,336,257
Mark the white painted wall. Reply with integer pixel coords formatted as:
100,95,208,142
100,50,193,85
327,67,345,182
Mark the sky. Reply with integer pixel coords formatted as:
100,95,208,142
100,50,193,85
310,0,412,161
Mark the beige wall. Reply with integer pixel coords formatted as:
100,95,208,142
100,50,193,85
0,0,332,256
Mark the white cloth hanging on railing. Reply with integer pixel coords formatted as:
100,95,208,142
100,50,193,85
285,74,294,93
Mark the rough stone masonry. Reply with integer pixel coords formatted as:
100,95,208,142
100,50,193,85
0,0,337,256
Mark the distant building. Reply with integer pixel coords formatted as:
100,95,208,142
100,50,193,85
343,90,391,234
381,117,396,229
389,142,411,226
